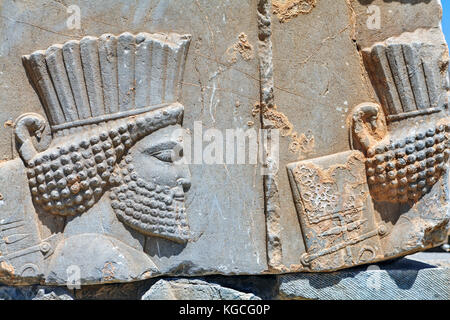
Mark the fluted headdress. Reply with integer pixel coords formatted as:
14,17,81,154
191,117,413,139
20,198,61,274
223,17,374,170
362,29,449,122
18,32,192,227
22,32,191,134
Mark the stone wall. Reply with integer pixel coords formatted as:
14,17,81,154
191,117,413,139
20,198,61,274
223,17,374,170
0,0,448,299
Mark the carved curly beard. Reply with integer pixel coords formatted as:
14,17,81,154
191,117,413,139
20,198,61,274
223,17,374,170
365,123,449,203
25,104,183,217
109,155,190,243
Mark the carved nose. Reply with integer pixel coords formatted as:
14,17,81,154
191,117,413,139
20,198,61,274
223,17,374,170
177,163,192,193
178,178,191,193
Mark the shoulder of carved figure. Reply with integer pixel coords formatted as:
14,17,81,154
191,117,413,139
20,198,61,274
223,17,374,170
45,233,158,283
0,158,32,205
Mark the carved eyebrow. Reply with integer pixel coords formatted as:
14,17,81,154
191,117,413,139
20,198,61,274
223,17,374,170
143,141,179,155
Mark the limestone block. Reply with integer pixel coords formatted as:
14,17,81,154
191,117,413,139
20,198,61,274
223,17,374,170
278,255,450,300
264,0,450,273
141,278,261,300
0,0,266,285
0,0,447,286
0,286,73,300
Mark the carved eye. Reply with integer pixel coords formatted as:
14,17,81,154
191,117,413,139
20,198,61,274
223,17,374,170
145,141,182,163
151,149,175,162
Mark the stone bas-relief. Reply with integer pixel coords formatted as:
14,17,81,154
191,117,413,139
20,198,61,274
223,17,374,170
0,31,194,284
284,25,449,271
22,32,191,242
287,151,386,271
0,0,268,285
0,0,448,287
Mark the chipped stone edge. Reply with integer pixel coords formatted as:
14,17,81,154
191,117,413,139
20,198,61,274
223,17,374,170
257,0,286,272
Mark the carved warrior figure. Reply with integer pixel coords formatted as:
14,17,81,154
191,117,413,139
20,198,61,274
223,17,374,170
352,29,450,203
286,29,450,272
17,32,192,244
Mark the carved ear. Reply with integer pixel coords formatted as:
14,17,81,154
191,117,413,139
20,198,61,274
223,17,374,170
14,113,52,164
351,102,387,154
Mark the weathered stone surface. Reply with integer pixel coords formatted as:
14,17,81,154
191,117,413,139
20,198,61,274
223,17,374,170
263,0,450,273
407,251,450,268
0,286,73,300
0,0,266,285
0,252,446,299
0,0,448,287
278,255,450,300
352,0,444,49
32,288,74,300
141,278,261,300
66,275,278,299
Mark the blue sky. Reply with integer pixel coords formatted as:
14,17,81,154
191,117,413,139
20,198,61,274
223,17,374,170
443,1,450,42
